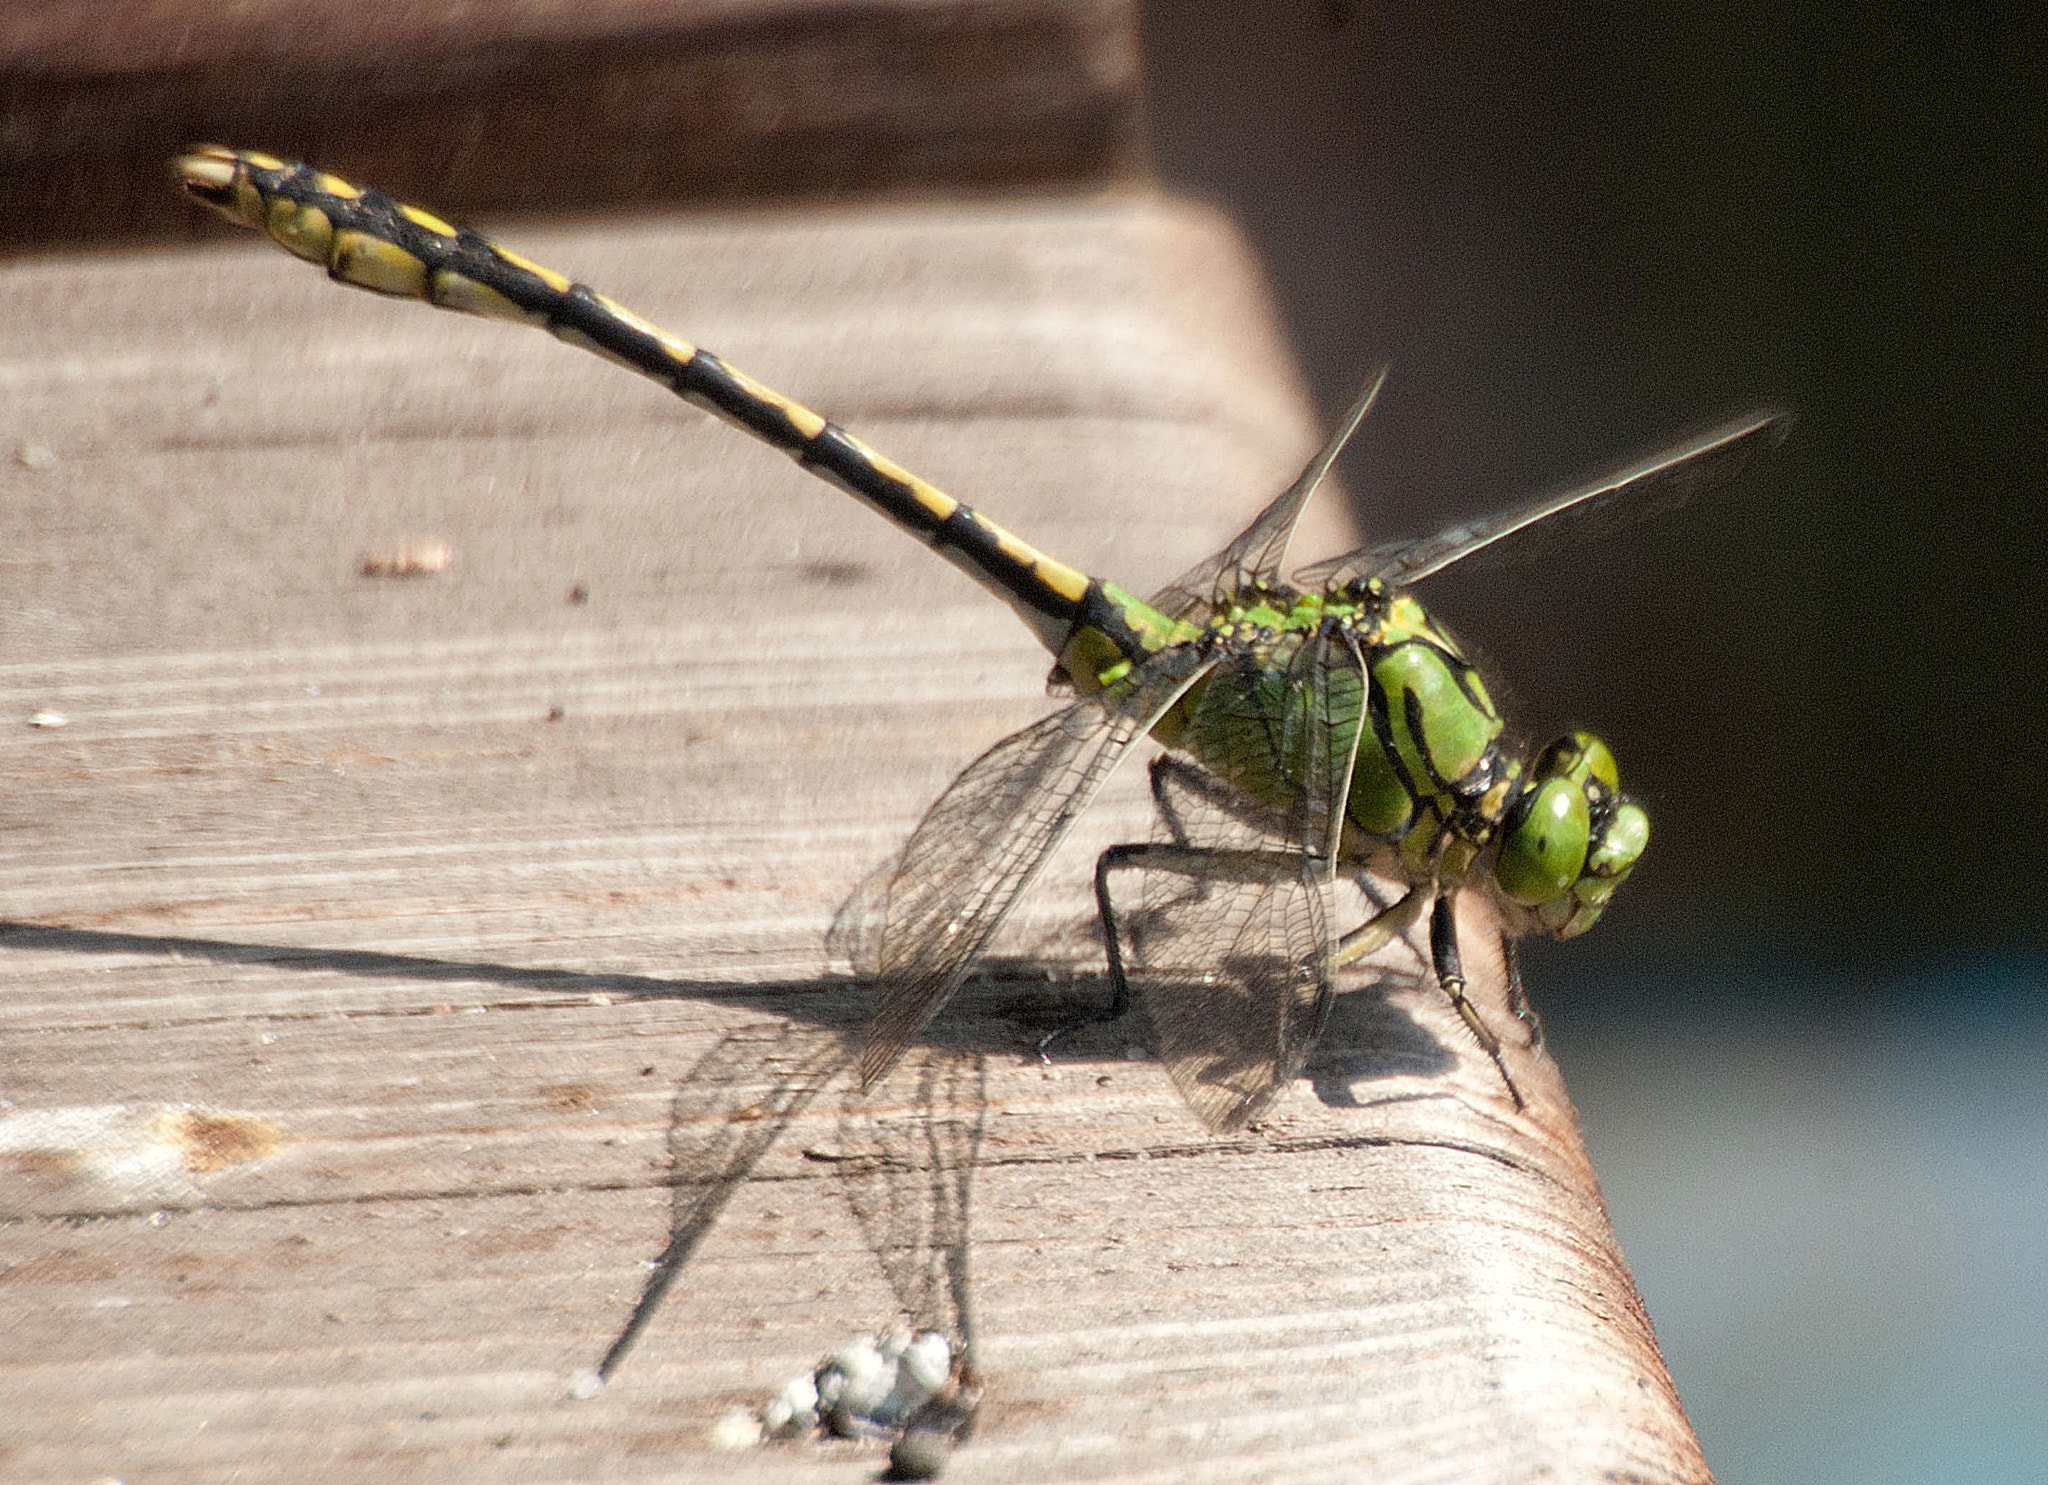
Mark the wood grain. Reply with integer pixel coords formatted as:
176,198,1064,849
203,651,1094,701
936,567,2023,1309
0,196,1708,1481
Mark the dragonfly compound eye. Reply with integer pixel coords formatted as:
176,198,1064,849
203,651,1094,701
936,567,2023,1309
1507,732,1650,937
1542,792,1649,936
1497,774,1591,908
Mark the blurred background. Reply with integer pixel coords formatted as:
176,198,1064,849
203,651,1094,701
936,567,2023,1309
6,1,2041,1477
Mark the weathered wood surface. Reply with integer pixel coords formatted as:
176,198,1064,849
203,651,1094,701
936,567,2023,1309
0,0,1141,254
0,197,1708,1481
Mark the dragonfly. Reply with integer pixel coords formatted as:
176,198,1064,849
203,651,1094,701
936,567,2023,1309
174,146,1788,1131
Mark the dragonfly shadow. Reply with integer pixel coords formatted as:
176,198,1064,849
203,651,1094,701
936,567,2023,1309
600,1022,986,1395
861,944,1469,1125
5,919,1459,1117
0,921,1122,1087
0,919,828,1009
1061,948,1465,1129
0,920,990,1392
1302,967,1462,1110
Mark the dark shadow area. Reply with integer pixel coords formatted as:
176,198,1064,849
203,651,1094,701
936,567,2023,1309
1136,24,2044,1472
1302,963,1462,1109
0,3,1139,255
0,918,846,1020
1140,2,2047,959
598,1021,855,1380
3,918,1472,1117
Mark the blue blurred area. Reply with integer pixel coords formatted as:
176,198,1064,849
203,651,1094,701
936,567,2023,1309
1548,948,2048,1483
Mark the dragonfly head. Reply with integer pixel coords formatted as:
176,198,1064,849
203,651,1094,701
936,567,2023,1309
1492,731,1649,938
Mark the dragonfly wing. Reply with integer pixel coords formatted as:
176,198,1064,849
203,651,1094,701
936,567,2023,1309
859,646,1217,1090
1295,409,1791,588
1124,630,1369,1130
1145,369,1388,623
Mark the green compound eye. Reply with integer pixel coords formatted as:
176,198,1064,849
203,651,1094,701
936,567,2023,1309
1498,729,1651,935
1507,731,1651,937
1587,797,1649,880
1497,774,1592,906
1546,796,1650,937
1568,731,1620,794
1532,731,1617,798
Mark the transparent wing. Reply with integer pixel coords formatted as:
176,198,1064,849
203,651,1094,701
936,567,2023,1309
1119,629,1369,1130
1296,409,1791,589
834,1046,984,1355
859,646,1217,1090
1144,368,1388,623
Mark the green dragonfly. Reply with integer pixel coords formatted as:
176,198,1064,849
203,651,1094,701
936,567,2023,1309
174,147,1788,1131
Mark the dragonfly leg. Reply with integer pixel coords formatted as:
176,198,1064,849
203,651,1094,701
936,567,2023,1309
1148,753,1297,845
1036,841,1315,1062
1332,881,1431,967
1428,893,1525,1110
1502,936,1545,1050
1149,757,1200,848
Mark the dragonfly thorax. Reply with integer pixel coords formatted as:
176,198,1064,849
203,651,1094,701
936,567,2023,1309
1168,580,1646,941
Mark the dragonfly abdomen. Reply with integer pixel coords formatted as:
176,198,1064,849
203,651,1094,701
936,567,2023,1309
172,146,1122,657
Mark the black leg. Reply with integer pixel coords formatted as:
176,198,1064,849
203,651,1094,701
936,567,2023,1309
1502,936,1544,1050
1148,756,1197,847
1036,841,1153,1060
1039,838,1311,1063
1149,753,1299,844
1428,893,1525,1111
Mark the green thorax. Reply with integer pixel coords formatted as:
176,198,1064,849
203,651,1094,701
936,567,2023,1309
1062,577,1519,874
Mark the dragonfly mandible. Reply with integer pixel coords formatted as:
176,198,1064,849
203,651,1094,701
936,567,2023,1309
174,147,1789,1130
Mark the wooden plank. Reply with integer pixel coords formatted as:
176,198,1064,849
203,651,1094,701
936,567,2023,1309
0,195,1707,1481
0,0,1142,253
